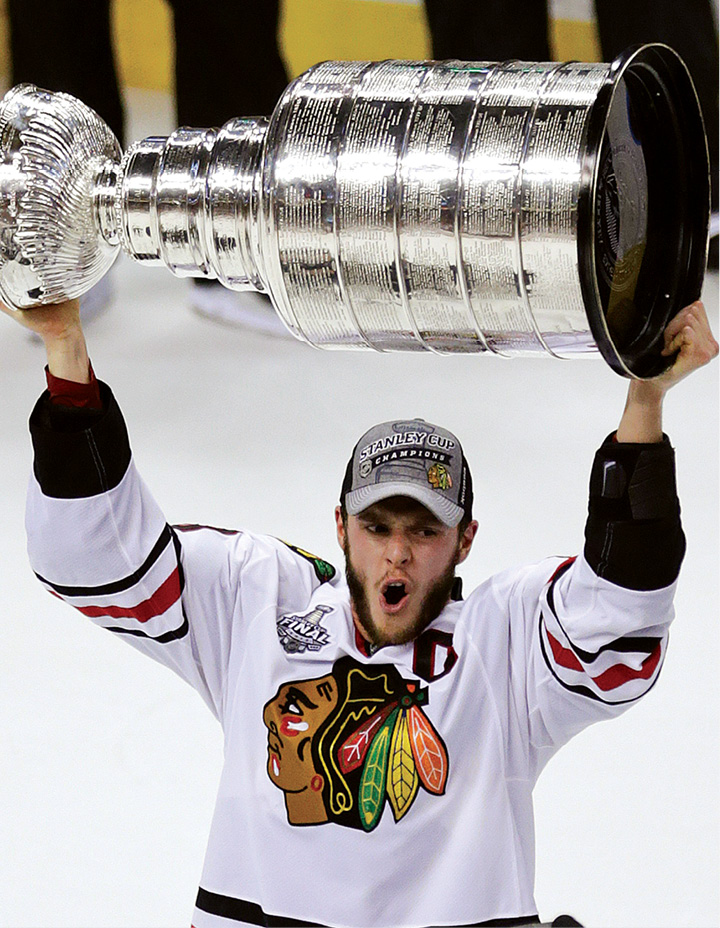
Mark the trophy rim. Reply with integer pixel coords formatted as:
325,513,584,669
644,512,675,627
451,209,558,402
578,42,711,379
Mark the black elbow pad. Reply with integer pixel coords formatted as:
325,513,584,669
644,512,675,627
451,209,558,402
29,382,131,499
584,434,686,590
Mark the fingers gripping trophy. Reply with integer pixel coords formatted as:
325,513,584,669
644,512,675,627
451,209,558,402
0,43,710,377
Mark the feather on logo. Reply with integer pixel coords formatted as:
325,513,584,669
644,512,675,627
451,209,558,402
340,685,447,830
263,656,449,831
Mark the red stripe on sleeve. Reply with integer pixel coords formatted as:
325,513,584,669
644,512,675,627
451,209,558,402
545,627,662,691
548,556,577,584
75,568,182,623
592,643,662,691
545,627,584,671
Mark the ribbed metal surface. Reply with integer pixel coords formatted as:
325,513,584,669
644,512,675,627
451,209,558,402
0,46,709,377
0,85,120,307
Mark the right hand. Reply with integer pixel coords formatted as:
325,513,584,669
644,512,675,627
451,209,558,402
0,297,82,342
1,297,91,383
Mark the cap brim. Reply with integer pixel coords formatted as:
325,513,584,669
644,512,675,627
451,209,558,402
344,482,465,527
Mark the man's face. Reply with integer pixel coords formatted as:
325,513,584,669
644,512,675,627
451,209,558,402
335,497,477,649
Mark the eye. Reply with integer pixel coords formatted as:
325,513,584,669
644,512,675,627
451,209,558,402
364,522,389,535
411,524,441,538
418,527,438,537
279,690,303,715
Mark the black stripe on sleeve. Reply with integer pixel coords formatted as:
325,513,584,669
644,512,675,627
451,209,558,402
37,527,188,644
538,613,661,706
104,608,189,643
90,528,188,643
29,382,132,499
35,524,174,597
545,562,661,665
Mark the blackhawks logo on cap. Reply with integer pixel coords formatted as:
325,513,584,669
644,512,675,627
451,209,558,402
428,462,453,491
263,656,448,830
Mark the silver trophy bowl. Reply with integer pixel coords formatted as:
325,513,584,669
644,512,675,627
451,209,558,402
0,44,709,377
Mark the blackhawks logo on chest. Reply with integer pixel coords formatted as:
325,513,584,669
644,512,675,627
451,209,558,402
263,655,448,831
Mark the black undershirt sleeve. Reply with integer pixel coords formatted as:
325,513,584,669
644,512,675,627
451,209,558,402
583,433,685,591
29,382,132,499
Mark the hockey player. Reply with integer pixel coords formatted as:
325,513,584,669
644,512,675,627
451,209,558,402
1,295,717,927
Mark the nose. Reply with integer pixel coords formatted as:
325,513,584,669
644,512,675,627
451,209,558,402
385,530,411,566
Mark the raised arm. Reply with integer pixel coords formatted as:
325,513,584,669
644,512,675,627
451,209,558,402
0,297,230,713
616,300,718,443
519,301,717,763
1,295,336,728
0,297,91,382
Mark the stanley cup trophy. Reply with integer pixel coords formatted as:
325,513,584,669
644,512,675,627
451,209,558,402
0,44,709,377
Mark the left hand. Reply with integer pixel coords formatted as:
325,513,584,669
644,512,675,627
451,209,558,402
654,300,719,393
616,301,718,442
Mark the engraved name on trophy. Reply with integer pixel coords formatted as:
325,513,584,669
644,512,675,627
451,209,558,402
0,44,709,377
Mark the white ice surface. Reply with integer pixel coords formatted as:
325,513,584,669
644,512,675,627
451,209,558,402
0,91,717,928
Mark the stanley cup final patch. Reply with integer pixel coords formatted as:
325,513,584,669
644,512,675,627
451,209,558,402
276,605,333,654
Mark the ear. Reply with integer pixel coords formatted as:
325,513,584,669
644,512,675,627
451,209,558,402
456,520,479,565
335,506,346,551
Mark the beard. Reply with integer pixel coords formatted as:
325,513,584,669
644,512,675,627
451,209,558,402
343,540,459,649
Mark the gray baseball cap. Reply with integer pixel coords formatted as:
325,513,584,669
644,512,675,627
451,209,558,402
340,418,473,527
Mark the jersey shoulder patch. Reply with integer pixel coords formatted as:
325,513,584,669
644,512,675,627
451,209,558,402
279,539,337,584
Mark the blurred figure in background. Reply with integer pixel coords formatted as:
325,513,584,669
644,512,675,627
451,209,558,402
424,0,719,268
169,0,291,335
7,0,290,335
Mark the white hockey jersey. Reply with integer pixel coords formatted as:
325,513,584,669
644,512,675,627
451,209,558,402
25,387,678,928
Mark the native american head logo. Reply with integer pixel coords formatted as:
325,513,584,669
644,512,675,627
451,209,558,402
263,656,448,831
428,462,452,491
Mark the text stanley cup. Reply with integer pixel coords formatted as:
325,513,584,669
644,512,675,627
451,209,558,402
0,44,709,377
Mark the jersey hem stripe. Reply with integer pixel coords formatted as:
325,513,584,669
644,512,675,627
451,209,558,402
195,888,541,927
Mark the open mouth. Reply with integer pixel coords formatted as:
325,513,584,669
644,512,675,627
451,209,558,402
380,580,409,613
